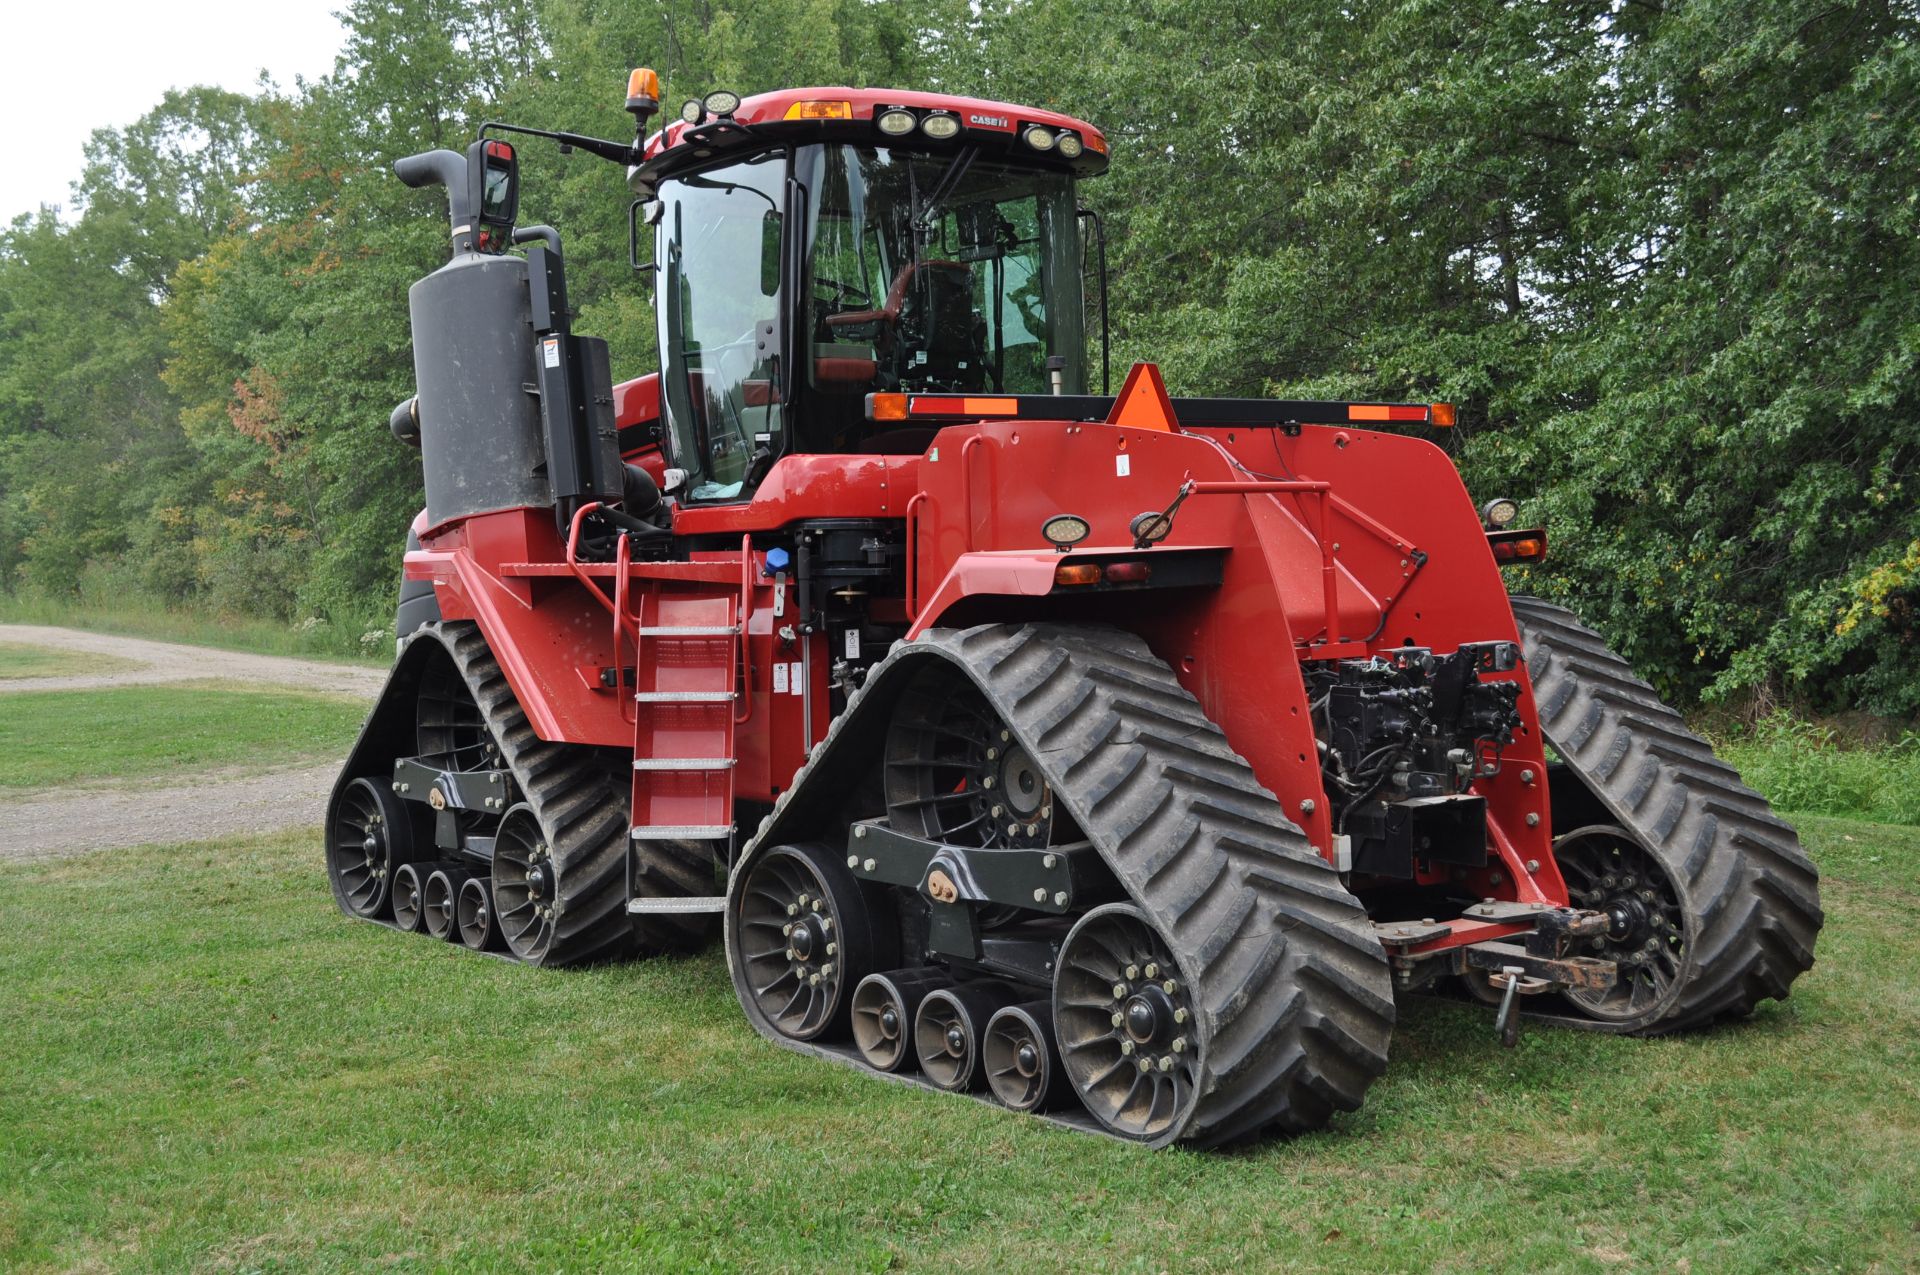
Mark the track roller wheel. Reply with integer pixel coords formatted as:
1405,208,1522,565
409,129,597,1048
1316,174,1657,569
984,1001,1067,1113
391,861,431,933
456,877,502,952
423,866,476,941
852,969,949,1072
1054,905,1198,1142
327,776,413,920
730,843,882,1042
913,983,1013,1092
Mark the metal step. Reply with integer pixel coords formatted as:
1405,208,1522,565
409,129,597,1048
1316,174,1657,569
633,690,737,703
632,757,735,771
627,895,728,915
637,625,739,636
631,824,734,840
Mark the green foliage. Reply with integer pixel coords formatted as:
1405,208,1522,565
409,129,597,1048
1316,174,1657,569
1,0,1916,717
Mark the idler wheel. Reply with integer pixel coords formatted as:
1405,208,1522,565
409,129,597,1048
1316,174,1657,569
730,842,884,1042
913,983,1014,1092
327,776,413,920
852,969,950,1073
456,876,502,952
984,1001,1067,1113
1053,904,1200,1141
491,805,555,962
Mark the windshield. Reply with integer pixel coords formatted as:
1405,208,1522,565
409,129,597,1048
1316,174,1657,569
799,145,1086,407
656,150,786,502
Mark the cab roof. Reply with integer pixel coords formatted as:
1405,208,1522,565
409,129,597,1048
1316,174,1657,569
634,86,1109,189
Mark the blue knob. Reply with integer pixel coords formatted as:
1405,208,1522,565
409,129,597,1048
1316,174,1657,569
764,547,791,575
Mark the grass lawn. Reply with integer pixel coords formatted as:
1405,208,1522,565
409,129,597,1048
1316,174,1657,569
0,682,368,792
0,641,140,680
0,818,1913,1273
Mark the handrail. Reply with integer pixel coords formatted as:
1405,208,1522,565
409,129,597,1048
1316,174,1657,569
1190,479,1341,643
735,534,754,725
903,491,928,622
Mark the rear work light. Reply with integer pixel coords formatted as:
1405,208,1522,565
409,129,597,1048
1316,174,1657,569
921,112,961,139
1103,561,1152,584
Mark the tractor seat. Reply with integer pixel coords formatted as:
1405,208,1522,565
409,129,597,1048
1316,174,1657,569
825,259,970,331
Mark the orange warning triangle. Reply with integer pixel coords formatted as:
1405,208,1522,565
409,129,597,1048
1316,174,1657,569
1105,362,1179,432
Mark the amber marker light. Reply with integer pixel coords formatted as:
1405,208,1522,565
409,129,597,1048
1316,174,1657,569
785,100,853,120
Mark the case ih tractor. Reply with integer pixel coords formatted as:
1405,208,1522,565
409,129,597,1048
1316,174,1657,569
327,72,1823,1146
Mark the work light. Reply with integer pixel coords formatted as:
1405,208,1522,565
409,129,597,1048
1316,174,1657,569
1024,126,1056,151
703,89,742,118
877,108,917,136
921,112,960,139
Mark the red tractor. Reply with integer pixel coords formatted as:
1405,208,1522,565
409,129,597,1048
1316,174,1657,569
329,72,1822,1146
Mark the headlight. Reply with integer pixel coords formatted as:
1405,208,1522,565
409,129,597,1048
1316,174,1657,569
920,112,960,140
1024,126,1056,151
1481,497,1520,529
877,108,917,136
703,89,741,118
1056,132,1084,159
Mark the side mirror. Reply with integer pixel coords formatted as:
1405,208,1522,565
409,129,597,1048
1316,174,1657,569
760,210,782,297
464,138,519,253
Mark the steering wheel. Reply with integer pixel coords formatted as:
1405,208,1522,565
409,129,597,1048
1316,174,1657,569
812,276,873,309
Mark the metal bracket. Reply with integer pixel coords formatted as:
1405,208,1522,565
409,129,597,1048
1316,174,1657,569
844,820,1119,915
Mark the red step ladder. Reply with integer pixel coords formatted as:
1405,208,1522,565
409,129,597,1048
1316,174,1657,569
625,588,739,916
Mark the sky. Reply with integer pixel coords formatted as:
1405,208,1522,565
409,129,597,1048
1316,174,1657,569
0,0,349,223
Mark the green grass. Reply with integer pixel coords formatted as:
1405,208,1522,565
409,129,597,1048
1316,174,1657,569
0,593,390,666
0,683,368,791
0,641,140,680
1716,715,1920,827
0,818,1913,1273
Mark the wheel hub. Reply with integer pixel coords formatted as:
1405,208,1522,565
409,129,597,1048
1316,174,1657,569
1124,986,1175,1046
1015,1041,1040,1078
525,865,548,903
878,1007,900,1039
1001,746,1046,818
944,1023,966,1056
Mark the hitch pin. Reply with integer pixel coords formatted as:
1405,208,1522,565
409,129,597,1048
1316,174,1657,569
1494,964,1526,1049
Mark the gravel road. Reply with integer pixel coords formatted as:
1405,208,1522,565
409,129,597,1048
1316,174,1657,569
0,625,386,862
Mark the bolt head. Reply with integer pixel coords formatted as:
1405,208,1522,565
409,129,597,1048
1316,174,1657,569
992,805,1004,818
825,942,837,956
1112,982,1129,1000
1525,859,1541,874
784,947,796,961
1120,1040,1134,1056
1172,1036,1187,1053
1173,1007,1188,1024
862,858,876,872
1026,823,1038,837
1053,891,1068,906
1125,964,1140,980
986,747,998,761
1034,888,1048,903
820,962,833,977
1042,853,1058,869
1521,768,1536,783
821,917,834,932
808,974,821,987
1007,824,1020,837
1163,979,1177,994
798,893,810,907
1300,799,1316,815
847,855,859,869
982,776,995,789
1111,1011,1125,1028
1137,1058,1153,1074
782,923,794,937
1158,1056,1173,1072
854,825,867,839
1526,812,1541,827
1000,730,1011,742
390,781,401,793
787,903,799,917
1040,805,1052,820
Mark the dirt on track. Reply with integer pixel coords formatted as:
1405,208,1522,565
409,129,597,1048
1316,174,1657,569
0,625,386,862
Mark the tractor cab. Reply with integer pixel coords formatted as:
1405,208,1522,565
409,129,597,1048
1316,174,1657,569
628,88,1110,502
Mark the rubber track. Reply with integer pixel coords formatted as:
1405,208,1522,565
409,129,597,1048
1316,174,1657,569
1510,597,1822,1031
430,622,713,963
728,623,1395,1146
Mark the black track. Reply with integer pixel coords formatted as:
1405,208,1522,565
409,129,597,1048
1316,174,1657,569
726,623,1396,1146
391,623,713,963
1510,597,1823,1031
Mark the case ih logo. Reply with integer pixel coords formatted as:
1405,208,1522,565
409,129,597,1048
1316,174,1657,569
969,113,1009,128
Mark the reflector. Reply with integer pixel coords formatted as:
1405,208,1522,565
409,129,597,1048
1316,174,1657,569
1055,562,1103,586
784,100,853,120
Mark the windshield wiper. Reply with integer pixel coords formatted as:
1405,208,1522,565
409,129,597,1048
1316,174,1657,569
912,146,978,234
